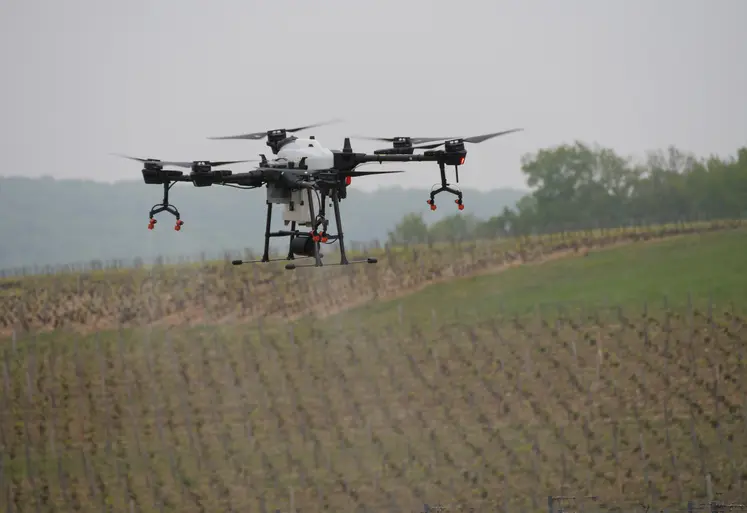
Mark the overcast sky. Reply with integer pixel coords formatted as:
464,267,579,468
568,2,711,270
1,0,745,192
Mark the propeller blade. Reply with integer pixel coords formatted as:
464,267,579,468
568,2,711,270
462,128,523,144
206,160,256,167
354,135,454,144
354,136,395,142
411,141,447,150
410,129,523,150
111,153,158,163
208,119,342,141
112,154,256,167
207,132,267,141
287,118,343,133
342,170,405,177
112,153,193,167
160,161,196,168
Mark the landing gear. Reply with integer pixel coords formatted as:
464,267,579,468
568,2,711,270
231,188,377,269
147,182,184,231
425,161,464,211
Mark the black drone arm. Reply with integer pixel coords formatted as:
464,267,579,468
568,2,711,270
332,149,457,171
357,148,467,169
219,170,268,187
350,150,468,211
139,165,261,230
220,168,317,189
358,153,439,164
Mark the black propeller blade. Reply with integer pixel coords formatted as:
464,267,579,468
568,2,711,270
207,119,342,141
199,160,256,167
341,169,405,177
354,135,454,145
113,154,255,167
412,128,523,150
286,119,343,134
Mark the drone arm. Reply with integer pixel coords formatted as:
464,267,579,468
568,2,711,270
170,176,193,184
219,170,267,187
356,151,467,211
357,153,438,164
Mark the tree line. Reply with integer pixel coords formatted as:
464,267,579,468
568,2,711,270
388,142,747,244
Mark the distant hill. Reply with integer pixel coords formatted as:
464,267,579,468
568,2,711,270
0,176,527,269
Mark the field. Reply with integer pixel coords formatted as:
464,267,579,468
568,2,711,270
1,220,741,335
1,221,747,512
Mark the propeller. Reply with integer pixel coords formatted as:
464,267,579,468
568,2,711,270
113,154,256,168
353,135,454,145
207,119,342,141
340,169,405,177
411,128,523,150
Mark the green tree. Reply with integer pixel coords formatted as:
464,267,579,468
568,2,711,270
428,213,479,242
506,142,747,233
519,142,633,230
474,206,516,239
389,143,747,246
387,212,429,245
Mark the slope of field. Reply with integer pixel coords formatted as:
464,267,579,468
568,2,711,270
345,227,747,327
1,220,741,336
1,226,746,512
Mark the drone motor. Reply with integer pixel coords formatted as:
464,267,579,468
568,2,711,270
137,160,185,185
187,161,237,187
374,137,414,155
443,139,467,167
191,161,211,173
142,167,184,185
266,129,292,154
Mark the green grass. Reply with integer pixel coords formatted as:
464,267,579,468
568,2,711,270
339,228,747,329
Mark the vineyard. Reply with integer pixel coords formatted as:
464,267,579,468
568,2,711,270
1,221,746,512
1,220,743,336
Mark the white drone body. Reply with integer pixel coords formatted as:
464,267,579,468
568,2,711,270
272,137,335,170
264,137,337,226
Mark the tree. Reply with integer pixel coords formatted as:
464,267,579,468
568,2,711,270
520,142,599,228
387,212,429,245
516,142,747,232
386,141,747,252
474,206,515,239
428,214,479,242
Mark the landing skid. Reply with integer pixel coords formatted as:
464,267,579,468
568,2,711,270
285,257,377,270
232,255,314,266
233,188,378,270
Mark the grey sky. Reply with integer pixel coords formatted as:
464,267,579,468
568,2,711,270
1,0,745,192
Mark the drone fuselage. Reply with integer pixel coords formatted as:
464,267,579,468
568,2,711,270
265,184,319,226
263,138,338,226
272,137,335,170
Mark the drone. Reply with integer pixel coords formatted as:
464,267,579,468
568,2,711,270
115,120,521,269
